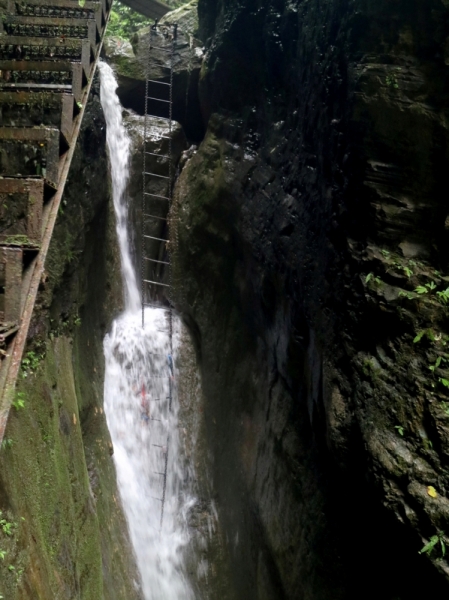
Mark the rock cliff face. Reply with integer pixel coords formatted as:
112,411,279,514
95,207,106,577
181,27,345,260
0,80,141,600
171,0,449,598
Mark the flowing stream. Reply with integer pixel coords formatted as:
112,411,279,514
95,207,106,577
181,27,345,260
99,61,195,600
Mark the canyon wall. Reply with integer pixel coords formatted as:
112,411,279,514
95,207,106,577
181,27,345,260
172,0,449,598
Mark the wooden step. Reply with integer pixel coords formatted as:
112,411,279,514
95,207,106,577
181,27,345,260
0,60,86,103
0,178,44,247
0,91,75,146
1,17,100,49
0,36,93,64
6,0,107,34
0,127,60,187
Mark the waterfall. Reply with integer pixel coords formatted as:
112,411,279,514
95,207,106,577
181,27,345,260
98,62,140,313
99,62,195,600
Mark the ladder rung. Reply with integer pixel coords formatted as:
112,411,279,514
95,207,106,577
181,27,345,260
146,114,172,122
145,135,171,140
144,279,170,288
145,151,170,159
144,172,169,179
143,302,170,309
144,256,169,265
144,213,168,221
147,79,171,86
146,96,170,103
144,234,168,243
144,192,170,200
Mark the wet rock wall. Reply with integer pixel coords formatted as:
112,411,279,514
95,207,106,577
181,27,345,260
172,0,449,598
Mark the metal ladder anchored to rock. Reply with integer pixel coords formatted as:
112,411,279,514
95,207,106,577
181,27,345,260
141,19,178,530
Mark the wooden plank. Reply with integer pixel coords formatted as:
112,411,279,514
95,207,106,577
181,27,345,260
1,248,23,324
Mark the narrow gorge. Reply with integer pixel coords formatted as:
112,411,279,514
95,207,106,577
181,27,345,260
1,0,449,598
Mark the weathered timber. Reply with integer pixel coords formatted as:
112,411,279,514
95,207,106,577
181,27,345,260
0,247,23,324
6,0,106,31
0,127,60,187
0,60,85,101
0,0,111,446
0,91,75,145
0,36,93,64
0,178,44,246
1,17,100,49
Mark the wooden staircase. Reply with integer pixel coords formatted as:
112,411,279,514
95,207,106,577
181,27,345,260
0,0,111,441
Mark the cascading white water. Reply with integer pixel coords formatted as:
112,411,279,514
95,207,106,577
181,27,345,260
99,61,195,600
98,61,140,313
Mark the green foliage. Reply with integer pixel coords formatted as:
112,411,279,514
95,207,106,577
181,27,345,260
394,425,404,437
106,0,187,40
0,512,15,537
106,0,151,40
399,290,415,300
365,273,382,285
21,350,44,378
1,438,13,450
414,330,426,344
437,287,449,304
429,356,446,372
12,392,25,411
386,73,399,89
415,285,429,294
0,549,6,560
419,532,446,558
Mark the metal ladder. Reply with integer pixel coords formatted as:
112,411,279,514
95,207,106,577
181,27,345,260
141,20,178,322
141,19,178,530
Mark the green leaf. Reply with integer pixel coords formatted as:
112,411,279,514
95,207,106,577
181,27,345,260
414,331,425,344
426,281,437,291
415,286,428,294
419,535,439,554
441,539,446,558
78,0,86,6
440,378,449,388
365,273,373,283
